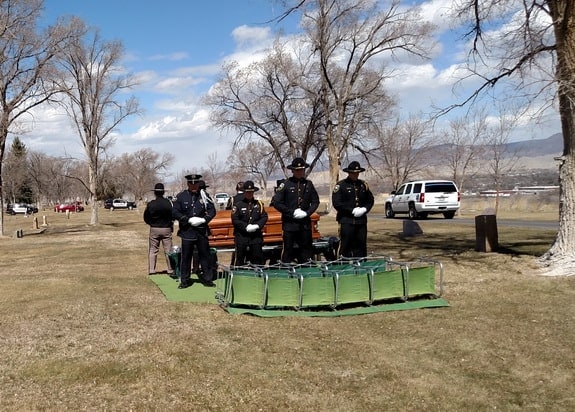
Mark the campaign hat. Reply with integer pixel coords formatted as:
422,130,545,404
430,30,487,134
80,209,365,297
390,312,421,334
343,161,365,173
243,180,259,192
153,183,165,193
287,157,310,170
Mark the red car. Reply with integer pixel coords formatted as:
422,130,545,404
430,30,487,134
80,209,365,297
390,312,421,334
54,203,85,213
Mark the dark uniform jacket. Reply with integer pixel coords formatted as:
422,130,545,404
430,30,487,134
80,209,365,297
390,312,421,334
332,177,375,225
272,177,320,231
172,190,216,240
232,197,268,240
143,197,174,228
226,192,244,210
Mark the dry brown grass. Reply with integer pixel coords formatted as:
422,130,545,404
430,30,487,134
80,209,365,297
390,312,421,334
0,203,574,411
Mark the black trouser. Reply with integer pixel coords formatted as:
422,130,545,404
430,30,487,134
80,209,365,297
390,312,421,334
234,236,264,266
180,237,212,283
281,229,313,264
337,223,367,258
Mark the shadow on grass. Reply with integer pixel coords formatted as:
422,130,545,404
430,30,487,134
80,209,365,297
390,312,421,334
46,220,141,235
370,229,555,262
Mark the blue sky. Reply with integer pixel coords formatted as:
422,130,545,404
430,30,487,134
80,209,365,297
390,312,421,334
19,0,560,179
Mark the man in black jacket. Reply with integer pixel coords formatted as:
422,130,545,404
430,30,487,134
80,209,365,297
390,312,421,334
272,157,319,264
143,183,174,275
231,181,268,266
331,161,374,258
172,174,217,288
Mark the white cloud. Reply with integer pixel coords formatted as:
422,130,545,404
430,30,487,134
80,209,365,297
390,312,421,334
154,76,205,94
418,0,459,31
232,25,272,48
149,52,189,61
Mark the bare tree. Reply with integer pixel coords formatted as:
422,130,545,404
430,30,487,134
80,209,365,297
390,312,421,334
207,0,433,208
117,148,174,203
56,20,139,225
448,1,572,275
372,115,435,191
225,141,279,198
436,107,489,194
301,0,434,197
200,152,227,195
483,105,522,213
28,152,74,207
0,0,79,236
204,40,326,173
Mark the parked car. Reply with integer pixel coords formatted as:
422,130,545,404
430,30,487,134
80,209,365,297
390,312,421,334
385,180,460,219
6,203,38,215
214,193,230,209
104,198,136,210
54,202,84,213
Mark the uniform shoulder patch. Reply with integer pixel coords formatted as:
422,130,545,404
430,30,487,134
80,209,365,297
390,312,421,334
333,184,340,193
232,206,237,213
277,182,285,191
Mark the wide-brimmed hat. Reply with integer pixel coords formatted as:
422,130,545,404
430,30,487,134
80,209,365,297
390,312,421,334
153,183,165,193
287,157,310,170
343,161,365,173
243,181,259,192
199,180,209,189
236,181,244,191
185,174,202,183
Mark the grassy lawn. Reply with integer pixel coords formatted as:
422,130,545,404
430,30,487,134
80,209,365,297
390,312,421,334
0,202,573,411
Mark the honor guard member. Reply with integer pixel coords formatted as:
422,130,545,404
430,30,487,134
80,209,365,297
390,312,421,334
231,181,269,266
226,181,244,210
192,180,213,275
331,161,374,258
272,157,320,264
172,174,217,288
143,183,174,275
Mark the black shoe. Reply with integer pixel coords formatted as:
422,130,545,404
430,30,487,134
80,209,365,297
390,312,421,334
178,281,191,289
201,280,215,287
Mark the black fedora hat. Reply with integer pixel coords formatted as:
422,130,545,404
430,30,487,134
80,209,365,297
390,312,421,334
242,180,259,192
287,157,310,170
343,161,365,173
185,174,202,183
153,183,165,193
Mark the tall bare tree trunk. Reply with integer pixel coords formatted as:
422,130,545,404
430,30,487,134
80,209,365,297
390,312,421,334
89,164,99,225
539,0,575,274
326,132,340,211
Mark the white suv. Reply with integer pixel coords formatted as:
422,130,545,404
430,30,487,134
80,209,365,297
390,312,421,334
385,180,460,219
214,193,230,210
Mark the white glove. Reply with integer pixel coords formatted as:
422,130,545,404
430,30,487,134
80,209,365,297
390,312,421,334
293,208,307,219
246,224,259,233
188,217,206,226
352,207,367,217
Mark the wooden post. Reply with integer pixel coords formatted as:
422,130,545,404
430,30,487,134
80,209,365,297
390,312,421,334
32,217,39,229
475,215,499,252
66,209,70,219
41,215,48,226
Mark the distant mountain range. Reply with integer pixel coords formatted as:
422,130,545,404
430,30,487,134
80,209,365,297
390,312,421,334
508,132,562,157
